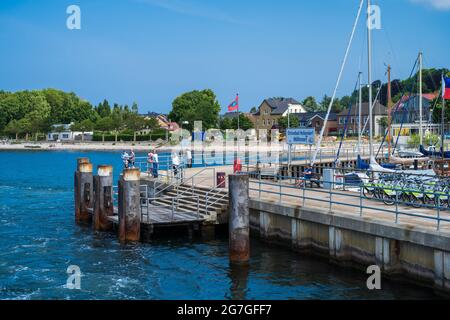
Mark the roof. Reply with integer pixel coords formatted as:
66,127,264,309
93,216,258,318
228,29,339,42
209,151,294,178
338,102,387,117
297,112,337,122
254,97,302,115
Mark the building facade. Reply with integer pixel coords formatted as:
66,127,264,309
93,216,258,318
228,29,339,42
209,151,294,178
252,98,306,130
337,102,388,137
297,112,338,136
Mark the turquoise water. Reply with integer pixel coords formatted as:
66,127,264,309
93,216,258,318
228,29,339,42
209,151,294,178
0,151,438,299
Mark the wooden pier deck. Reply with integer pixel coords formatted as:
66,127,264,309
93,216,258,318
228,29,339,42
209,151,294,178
87,206,204,227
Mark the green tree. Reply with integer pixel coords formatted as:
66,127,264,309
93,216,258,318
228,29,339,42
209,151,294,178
4,120,21,140
96,99,112,118
131,102,139,114
125,113,146,142
219,117,233,131
0,93,21,131
95,117,115,142
278,116,300,130
432,98,450,124
71,119,95,141
319,95,332,112
23,93,51,141
377,117,388,131
302,96,319,112
169,89,221,131
232,114,254,131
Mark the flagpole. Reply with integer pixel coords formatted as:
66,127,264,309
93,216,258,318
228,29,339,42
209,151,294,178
442,73,446,161
237,94,240,131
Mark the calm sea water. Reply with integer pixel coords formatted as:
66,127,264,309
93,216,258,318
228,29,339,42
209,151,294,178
0,151,438,300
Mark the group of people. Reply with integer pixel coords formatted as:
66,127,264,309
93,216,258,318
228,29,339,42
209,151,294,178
121,148,193,180
121,149,136,169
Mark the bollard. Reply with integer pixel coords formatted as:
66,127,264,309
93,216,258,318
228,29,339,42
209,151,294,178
74,160,93,224
118,168,141,243
93,165,114,231
228,174,250,263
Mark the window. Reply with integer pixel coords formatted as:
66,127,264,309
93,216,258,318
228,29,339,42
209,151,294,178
62,134,69,139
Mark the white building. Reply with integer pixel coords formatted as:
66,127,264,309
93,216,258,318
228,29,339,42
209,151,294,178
46,123,93,142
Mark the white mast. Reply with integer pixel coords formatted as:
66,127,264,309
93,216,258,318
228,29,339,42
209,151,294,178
358,72,363,154
419,52,423,146
367,0,373,161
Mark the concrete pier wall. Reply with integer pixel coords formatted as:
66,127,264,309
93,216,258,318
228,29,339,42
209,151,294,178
249,199,450,294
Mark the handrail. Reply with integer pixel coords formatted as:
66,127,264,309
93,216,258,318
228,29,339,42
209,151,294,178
140,195,200,222
154,166,216,198
249,172,450,231
175,167,217,200
205,189,228,214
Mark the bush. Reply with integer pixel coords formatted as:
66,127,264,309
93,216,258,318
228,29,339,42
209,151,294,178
93,131,167,142
407,133,440,148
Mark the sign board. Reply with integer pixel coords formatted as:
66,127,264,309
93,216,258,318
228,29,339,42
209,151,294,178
286,128,315,145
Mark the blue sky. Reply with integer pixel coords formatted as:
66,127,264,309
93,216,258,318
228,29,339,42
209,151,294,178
0,0,449,113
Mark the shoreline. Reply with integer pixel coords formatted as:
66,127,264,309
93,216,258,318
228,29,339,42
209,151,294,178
0,140,371,154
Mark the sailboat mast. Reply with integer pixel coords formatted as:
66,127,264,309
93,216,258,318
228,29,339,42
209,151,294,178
358,72,362,154
387,65,392,161
419,52,423,146
367,0,374,160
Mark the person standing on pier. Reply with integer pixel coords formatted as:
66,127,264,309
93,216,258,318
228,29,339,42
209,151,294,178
147,151,154,176
186,149,192,168
121,151,130,169
171,151,181,179
129,149,136,168
152,149,159,178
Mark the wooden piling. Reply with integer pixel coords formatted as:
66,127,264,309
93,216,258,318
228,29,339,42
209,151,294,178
228,174,250,263
74,160,93,224
118,168,141,243
93,165,113,231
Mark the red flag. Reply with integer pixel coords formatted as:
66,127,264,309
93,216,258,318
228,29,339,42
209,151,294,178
443,75,450,100
228,94,239,112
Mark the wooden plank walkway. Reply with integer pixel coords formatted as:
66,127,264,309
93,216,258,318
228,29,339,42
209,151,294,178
87,206,203,227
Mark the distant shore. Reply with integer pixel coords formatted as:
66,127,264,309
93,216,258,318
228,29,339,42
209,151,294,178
0,140,367,154
0,142,162,152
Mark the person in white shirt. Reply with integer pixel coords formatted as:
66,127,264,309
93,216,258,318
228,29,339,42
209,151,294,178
121,151,130,169
129,149,136,168
152,150,159,178
186,149,192,168
172,152,180,177
147,151,154,176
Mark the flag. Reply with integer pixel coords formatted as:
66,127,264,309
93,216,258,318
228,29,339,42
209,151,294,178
228,94,239,112
443,75,450,100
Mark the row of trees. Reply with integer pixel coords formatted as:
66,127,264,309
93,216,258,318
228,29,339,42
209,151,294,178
0,89,160,141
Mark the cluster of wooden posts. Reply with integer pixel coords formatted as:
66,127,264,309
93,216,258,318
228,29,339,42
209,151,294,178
74,157,141,243
73,157,251,263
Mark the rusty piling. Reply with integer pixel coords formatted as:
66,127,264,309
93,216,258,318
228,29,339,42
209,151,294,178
118,168,141,243
228,174,250,263
93,165,114,231
74,159,93,224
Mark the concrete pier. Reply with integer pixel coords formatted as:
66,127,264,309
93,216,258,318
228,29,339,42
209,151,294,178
74,159,93,224
93,165,113,232
250,199,450,294
228,174,250,263
118,168,141,243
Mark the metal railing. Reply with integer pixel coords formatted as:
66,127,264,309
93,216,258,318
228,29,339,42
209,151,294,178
249,173,450,231
153,166,217,198
140,195,200,222
205,188,228,214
